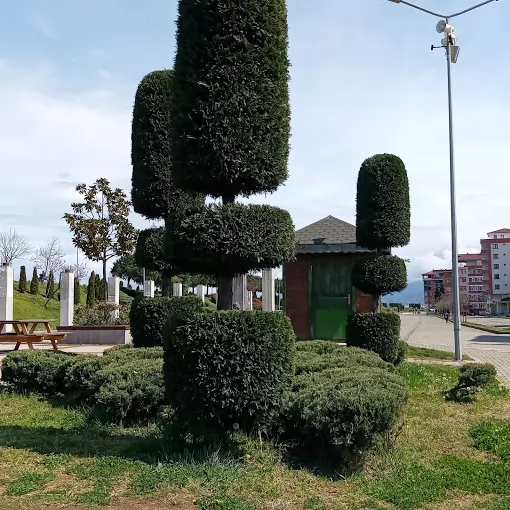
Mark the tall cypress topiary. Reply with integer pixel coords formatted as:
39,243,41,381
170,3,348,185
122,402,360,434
347,154,410,364
74,278,81,305
86,271,96,307
18,266,27,293
170,0,295,309
29,267,39,295
131,69,204,296
46,271,55,299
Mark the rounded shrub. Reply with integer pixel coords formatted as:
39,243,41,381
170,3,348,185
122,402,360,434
352,255,407,297
169,203,296,275
171,0,290,198
164,310,295,440
2,350,77,395
135,227,172,274
345,312,401,364
356,153,410,250
131,69,204,219
129,295,205,347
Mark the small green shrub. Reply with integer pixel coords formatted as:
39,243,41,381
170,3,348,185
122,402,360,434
2,350,77,395
445,363,497,402
90,358,165,424
74,301,130,326
164,310,295,441
104,346,164,361
294,341,395,374
281,365,407,471
130,295,205,347
346,312,401,364
65,355,109,399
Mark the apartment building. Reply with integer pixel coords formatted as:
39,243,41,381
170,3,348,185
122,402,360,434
422,269,453,307
458,253,485,311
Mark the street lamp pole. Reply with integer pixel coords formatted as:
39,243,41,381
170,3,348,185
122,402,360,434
386,0,501,362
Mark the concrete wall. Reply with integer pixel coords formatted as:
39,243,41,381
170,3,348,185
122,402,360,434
57,326,132,345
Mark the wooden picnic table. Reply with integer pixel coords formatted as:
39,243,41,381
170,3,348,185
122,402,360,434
0,319,64,351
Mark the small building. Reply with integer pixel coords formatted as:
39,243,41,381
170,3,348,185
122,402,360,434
283,215,375,340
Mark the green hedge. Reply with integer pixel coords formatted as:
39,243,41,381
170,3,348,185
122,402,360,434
168,203,296,275
2,350,77,395
129,295,205,347
356,153,410,250
352,255,407,297
171,0,290,199
279,341,407,472
131,69,204,219
346,312,402,364
164,310,295,440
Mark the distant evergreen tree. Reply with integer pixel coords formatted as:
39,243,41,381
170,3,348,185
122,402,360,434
74,278,81,305
86,272,96,307
94,273,102,301
46,271,55,299
18,266,27,293
30,267,39,295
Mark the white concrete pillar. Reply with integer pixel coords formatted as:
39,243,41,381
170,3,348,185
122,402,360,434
143,280,155,298
59,271,75,327
173,282,183,297
232,274,247,310
0,265,14,333
262,268,275,311
196,284,205,303
246,290,253,311
107,276,120,318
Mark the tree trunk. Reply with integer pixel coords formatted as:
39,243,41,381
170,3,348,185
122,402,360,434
217,273,233,310
372,293,380,313
162,275,171,297
102,258,108,301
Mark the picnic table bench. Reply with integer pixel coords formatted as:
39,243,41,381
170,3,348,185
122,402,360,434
0,320,67,350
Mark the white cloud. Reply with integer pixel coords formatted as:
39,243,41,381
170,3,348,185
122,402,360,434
29,15,59,41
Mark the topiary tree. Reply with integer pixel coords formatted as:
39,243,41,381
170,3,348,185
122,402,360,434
347,154,411,364
170,0,295,309
29,267,39,295
46,270,55,299
18,265,27,293
74,278,81,305
86,271,96,307
131,69,204,296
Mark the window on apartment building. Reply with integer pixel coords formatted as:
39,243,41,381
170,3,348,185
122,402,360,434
493,244,499,249
494,235,498,239
494,264,500,269
494,254,499,259
495,284,501,290
495,274,500,279
482,244,488,250
461,278,466,282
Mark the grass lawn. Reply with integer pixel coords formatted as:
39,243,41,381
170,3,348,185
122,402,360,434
464,322,510,335
0,363,508,509
406,345,474,361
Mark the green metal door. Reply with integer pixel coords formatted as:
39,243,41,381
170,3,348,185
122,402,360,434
310,257,353,340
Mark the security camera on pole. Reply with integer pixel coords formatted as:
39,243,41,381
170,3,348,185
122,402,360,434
386,0,503,362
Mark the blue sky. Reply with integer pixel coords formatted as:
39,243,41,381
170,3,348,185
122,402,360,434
1,0,509,281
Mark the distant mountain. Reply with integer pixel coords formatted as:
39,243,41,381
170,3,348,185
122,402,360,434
382,279,423,305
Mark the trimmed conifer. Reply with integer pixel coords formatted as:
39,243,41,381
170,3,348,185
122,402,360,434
18,266,27,293
30,267,39,295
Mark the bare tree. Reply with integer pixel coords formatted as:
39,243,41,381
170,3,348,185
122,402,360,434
0,229,32,265
31,237,65,279
63,261,89,282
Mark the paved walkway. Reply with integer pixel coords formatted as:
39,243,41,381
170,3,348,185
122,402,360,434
402,314,510,387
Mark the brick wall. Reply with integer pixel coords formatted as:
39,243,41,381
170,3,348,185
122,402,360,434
283,254,310,339
355,289,374,312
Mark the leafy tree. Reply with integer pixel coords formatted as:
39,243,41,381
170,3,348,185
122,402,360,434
131,69,204,297
86,271,96,307
30,267,39,295
111,254,143,287
170,0,295,309
74,278,81,305
63,178,138,292
45,271,55,299
18,266,27,293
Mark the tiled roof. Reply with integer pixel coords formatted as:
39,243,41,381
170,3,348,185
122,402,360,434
296,216,356,245
488,228,510,234
295,216,371,254
458,253,481,261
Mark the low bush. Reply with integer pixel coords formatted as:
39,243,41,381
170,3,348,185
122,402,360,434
74,301,130,326
103,345,164,361
2,350,77,395
65,355,109,399
346,312,401,364
445,363,497,402
90,358,165,425
164,310,295,441
278,340,408,472
130,295,205,347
